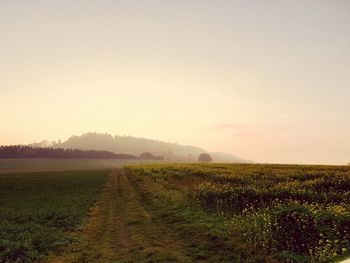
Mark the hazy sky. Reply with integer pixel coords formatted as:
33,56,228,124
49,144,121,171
1,0,350,164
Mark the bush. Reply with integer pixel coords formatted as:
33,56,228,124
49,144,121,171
198,153,213,163
271,204,317,254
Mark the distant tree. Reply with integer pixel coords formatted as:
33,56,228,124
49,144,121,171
198,153,213,163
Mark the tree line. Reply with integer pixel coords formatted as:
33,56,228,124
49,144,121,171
0,145,138,159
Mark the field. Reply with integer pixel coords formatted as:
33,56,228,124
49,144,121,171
0,158,161,174
1,162,350,262
127,163,350,262
0,169,109,262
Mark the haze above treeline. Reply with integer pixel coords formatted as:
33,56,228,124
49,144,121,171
26,132,250,163
1,1,349,164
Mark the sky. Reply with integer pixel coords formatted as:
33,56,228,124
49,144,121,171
1,0,350,164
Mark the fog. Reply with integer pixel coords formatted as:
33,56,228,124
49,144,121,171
1,1,350,164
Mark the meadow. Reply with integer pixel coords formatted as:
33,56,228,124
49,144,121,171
127,163,350,262
0,158,157,174
0,169,109,262
2,162,350,262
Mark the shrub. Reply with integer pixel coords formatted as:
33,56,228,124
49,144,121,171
198,153,213,163
271,204,317,254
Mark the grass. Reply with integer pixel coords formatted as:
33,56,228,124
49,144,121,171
50,169,273,263
127,163,350,262
0,169,109,262
124,168,276,262
0,158,163,174
3,162,350,262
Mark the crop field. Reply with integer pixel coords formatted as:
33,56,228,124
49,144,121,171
127,163,350,262
2,163,350,263
0,158,161,174
0,169,109,262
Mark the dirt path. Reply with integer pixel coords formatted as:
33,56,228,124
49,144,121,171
50,169,191,263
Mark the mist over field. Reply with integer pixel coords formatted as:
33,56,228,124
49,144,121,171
29,132,251,163
1,1,350,165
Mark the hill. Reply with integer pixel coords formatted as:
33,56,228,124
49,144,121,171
30,133,251,163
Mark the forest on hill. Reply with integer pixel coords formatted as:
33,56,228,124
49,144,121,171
30,133,251,163
0,146,138,159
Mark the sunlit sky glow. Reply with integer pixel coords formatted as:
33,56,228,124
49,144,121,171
1,0,350,164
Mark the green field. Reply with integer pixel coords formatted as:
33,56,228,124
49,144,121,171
0,158,161,174
127,163,350,262
0,169,109,262
1,162,350,262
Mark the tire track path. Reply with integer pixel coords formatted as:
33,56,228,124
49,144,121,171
49,169,190,263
